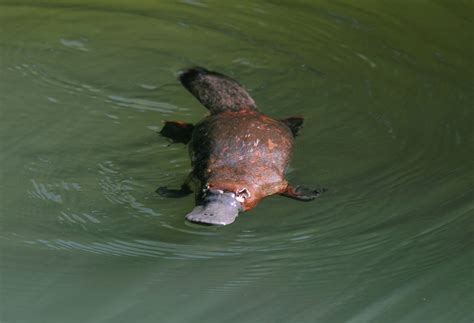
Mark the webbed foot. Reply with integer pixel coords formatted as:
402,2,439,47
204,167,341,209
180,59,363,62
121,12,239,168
156,184,192,198
281,185,327,201
159,121,194,144
280,117,304,137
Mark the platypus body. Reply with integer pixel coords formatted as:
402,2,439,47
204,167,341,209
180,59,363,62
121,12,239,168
158,67,324,225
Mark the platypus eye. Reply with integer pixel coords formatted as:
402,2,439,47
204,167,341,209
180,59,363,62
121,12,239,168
236,188,251,201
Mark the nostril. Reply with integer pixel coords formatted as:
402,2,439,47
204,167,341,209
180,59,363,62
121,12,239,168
237,188,250,199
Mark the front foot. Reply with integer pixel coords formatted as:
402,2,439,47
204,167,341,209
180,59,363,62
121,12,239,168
281,185,327,201
156,184,192,198
159,121,194,144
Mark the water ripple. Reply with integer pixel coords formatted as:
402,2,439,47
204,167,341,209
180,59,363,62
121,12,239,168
107,95,179,113
60,38,89,52
98,161,160,217
31,238,247,260
28,179,63,204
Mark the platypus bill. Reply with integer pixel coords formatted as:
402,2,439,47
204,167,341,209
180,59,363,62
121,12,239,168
158,67,325,226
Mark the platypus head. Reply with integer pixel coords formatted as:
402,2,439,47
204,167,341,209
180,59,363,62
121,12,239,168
185,188,245,226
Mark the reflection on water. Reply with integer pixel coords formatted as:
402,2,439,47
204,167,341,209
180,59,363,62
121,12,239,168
1,1,473,322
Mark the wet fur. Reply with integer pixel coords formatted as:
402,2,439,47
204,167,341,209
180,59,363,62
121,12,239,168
158,67,325,224
179,67,257,114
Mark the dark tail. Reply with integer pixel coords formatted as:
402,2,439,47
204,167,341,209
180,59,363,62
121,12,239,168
179,67,258,114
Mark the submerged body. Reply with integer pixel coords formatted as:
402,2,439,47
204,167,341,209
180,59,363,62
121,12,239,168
159,67,324,225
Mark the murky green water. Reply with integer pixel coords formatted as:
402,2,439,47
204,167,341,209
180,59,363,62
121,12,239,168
1,1,473,322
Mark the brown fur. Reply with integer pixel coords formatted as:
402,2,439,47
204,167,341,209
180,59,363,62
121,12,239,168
179,67,257,114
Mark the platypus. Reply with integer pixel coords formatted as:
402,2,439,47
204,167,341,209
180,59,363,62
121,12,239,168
158,67,325,225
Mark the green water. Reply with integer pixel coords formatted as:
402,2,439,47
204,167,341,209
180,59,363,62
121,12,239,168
1,1,473,322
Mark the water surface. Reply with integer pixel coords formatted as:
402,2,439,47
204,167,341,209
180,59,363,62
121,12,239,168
1,1,473,322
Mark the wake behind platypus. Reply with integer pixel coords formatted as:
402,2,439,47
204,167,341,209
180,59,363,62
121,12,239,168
158,67,325,225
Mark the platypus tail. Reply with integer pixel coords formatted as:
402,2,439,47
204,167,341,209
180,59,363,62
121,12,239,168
179,67,258,114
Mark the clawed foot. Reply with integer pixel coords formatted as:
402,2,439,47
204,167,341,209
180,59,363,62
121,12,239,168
156,185,192,198
159,121,194,144
281,185,327,201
